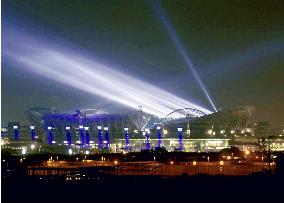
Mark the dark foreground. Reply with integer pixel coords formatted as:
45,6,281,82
3,174,284,202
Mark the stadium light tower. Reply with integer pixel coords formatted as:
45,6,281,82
97,126,103,149
177,128,183,150
30,126,35,141
124,128,130,150
47,127,53,145
84,127,90,146
156,126,162,148
79,125,84,147
13,126,19,141
145,129,150,150
104,127,110,149
65,127,71,146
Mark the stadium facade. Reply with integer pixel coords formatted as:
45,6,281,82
2,105,284,154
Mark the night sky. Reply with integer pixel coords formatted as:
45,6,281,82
2,0,284,125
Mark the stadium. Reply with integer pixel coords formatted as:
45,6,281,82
5,104,284,154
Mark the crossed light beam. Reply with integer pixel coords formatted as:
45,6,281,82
150,0,218,112
3,27,213,118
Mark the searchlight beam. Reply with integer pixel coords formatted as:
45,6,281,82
3,27,213,118
150,0,217,112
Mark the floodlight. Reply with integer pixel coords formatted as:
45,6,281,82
177,128,183,132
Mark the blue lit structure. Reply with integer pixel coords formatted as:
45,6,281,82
177,128,183,150
79,125,84,146
84,127,90,146
65,127,71,146
42,113,128,124
124,128,129,150
42,113,129,143
145,130,150,150
156,126,162,148
104,127,110,148
97,126,103,149
30,126,35,141
47,127,53,145
13,126,19,141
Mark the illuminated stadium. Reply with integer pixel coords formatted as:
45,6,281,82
20,106,251,150
3,105,284,154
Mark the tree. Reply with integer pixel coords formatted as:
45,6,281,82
255,136,277,171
